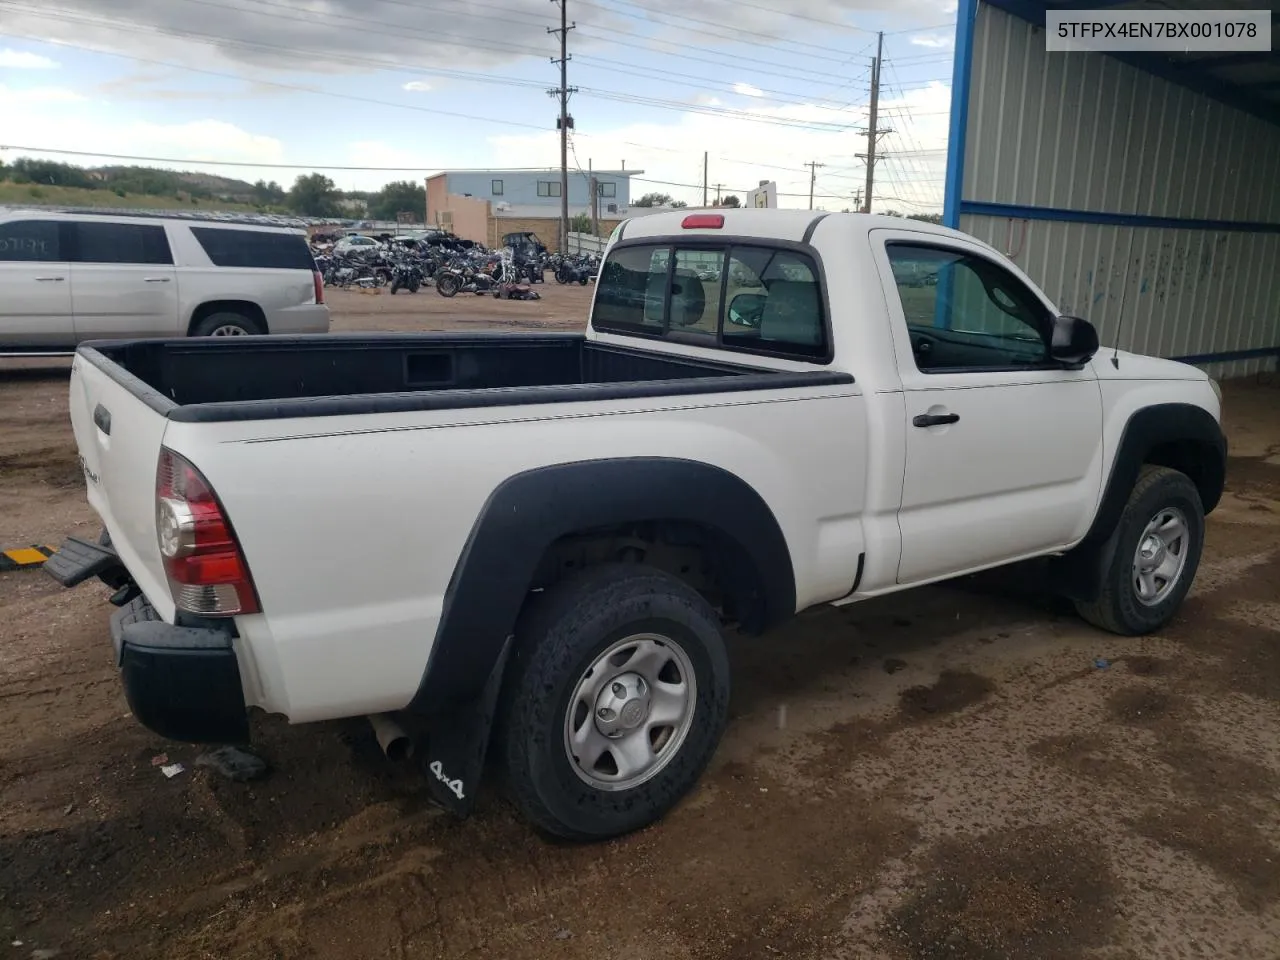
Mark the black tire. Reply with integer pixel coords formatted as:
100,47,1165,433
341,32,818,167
190,311,261,337
389,281,401,295
1075,465,1205,636
499,564,730,841
436,274,459,298
408,279,421,293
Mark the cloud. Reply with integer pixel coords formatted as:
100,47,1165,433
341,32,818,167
910,33,953,48
2,0,956,75
732,82,764,98
489,80,951,213
0,84,84,104
402,80,431,92
0,48,58,69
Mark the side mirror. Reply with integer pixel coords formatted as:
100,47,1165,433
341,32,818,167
1050,315,1099,367
727,292,767,328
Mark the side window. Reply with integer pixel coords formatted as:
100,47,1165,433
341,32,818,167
592,243,827,360
886,243,1050,371
190,228,316,270
73,222,173,265
491,179,504,196
0,220,61,262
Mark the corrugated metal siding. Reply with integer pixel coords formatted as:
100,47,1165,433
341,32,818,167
959,4,1280,376
960,215,1280,378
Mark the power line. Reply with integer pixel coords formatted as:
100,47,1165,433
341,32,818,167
0,3,872,131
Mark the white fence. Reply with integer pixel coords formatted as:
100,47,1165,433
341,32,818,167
567,231,608,255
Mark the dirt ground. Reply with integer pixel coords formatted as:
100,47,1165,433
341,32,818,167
2,288,1279,960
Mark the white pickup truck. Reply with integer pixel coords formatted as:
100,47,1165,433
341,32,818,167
47,209,1226,841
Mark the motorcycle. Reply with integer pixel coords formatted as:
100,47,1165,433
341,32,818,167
388,261,424,294
435,261,495,298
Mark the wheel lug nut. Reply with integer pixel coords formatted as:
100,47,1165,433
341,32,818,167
611,682,626,697
598,707,615,721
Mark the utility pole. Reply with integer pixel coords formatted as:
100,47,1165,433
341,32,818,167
589,160,599,236
548,0,576,253
857,31,892,214
852,188,863,212
805,160,825,210
703,151,708,207
714,183,724,205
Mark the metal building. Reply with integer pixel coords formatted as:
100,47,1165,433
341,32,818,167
944,0,1280,378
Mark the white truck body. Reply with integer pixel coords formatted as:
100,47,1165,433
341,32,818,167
50,210,1226,838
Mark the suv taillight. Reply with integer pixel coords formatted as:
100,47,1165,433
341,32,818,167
156,448,259,616
313,269,325,305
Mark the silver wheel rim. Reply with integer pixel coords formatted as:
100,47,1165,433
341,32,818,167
563,632,697,792
209,323,248,336
1132,506,1190,606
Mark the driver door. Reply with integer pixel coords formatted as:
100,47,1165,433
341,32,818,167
870,230,1103,584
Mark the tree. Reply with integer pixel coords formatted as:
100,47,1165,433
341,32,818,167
569,212,593,234
369,180,426,221
633,192,673,207
287,173,340,217
671,200,688,208
252,179,286,207
719,194,741,208
908,213,943,224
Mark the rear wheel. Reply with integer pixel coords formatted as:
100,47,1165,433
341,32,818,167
1075,465,1204,635
191,311,261,337
389,281,401,295
436,274,460,298
499,564,730,841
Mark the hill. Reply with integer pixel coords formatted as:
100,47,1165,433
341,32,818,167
0,180,264,213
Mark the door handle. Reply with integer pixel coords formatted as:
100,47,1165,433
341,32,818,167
913,412,960,428
143,277,172,282
35,276,66,282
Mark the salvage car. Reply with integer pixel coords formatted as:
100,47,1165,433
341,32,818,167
47,209,1226,841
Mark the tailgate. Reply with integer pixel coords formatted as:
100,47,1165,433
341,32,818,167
69,352,175,620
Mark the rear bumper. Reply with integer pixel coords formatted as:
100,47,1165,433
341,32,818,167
47,535,249,743
268,303,331,335
111,596,250,744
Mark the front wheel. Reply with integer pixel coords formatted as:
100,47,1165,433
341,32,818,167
499,564,730,841
389,281,401,295
1075,465,1205,635
436,274,460,298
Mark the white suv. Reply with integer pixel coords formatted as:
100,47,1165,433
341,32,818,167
0,210,330,354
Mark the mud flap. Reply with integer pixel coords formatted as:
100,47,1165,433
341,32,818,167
1047,524,1123,602
420,635,513,817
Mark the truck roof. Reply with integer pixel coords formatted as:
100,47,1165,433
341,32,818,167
617,209,964,245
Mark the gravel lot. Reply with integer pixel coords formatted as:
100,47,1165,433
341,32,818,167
2,287,1279,960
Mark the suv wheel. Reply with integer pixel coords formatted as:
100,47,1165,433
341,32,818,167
1075,465,1205,636
499,564,730,841
191,311,261,337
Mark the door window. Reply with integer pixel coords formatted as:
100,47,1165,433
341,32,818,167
72,222,173,265
0,220,61,262
886,243,1051,371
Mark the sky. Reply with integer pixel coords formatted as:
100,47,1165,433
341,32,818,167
0,0,957,212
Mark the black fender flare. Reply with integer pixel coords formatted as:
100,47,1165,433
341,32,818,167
408,457,796,713
1050,402,1226,601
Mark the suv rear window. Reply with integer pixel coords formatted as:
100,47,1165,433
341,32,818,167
593,243,828,360
191,227,316,270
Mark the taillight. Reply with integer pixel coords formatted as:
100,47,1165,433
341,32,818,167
313,270,325,305
681,214,724,229
156,448,259,616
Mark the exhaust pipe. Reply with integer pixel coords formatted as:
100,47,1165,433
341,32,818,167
368,713,413,762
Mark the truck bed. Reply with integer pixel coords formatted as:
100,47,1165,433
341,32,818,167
78,333,852,423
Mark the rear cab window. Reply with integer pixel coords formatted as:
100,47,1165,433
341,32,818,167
593,241,828,361
190,227,317,270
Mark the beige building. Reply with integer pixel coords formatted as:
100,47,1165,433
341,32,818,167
425,168,640,249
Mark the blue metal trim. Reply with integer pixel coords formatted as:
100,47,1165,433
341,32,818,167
1173,346,1280,365
960,200,1280,234
942,0,979,230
